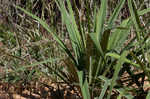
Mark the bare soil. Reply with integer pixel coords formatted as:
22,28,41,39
0,81,82,99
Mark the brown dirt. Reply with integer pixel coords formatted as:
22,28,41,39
0,81,82,99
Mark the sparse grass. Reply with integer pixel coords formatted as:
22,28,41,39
1,0,150,99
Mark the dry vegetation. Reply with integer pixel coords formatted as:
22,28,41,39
0,0,150,99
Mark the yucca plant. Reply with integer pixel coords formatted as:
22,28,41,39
15,0,150,98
